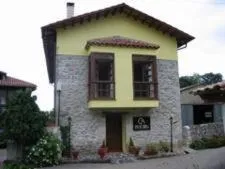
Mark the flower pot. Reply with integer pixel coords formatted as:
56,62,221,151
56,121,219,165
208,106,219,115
72,151,79,160
98,147,108,159
129,146,140,156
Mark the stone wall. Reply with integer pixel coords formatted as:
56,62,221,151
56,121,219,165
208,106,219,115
189,122,224,140
56,55,182,152
125,59,182,149
55,55,105,153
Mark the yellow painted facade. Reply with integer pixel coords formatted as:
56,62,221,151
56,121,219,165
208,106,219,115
56,14,177,60
56,13,178,109
87,46,159,109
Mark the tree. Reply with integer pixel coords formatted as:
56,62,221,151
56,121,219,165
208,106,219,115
179,72,223,88
179,73,201,88
0,89,47,155
200,72,223,85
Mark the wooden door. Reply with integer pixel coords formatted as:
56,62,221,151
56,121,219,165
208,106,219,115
106,114,122,152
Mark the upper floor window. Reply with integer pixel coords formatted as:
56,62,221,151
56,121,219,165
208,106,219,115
132,55,158,99
89,52,115,99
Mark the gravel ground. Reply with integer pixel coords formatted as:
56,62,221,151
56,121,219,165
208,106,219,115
42,147,225,169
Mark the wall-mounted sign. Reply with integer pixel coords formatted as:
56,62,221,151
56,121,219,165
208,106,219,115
133,116,150,131
205,112,213,118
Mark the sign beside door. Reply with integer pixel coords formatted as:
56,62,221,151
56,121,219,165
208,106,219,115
133,116,150,131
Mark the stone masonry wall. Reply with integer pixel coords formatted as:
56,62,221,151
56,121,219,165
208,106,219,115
55,55,105,153
126,59,182,149
56,55,182,152
190,122,224,140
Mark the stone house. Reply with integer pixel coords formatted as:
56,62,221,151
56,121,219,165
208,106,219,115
42,3,194,152
181,83,225,140
0,71,36,113
181,84,223,126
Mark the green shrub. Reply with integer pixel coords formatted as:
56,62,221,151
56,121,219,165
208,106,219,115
129,137,134,147
26,134,62,167
190,139,206,150
190,136,225,150
145,143,158,155
2,160,34,169
205,137,221,148
158,141,169,152
0,90,48,150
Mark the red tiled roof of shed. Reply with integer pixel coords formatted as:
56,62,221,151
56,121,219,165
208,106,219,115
0,73,36,89
192,81,225,95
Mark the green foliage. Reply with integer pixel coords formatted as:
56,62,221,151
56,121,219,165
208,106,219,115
0,134,6,148
128,137,140,155
100,140,106,148
179,73,201,88
43,109,55,123
60,125,70,156
0,90,48,146
26,134,62,167
179,72,223,88
190,139,206,150
2,160,34,169
129,137,134,147
201,73,223,85
158,141,169,152
145,143,158,155
190,136,225,150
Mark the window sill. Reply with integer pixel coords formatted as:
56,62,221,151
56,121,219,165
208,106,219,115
133,97,158,101
89,97,115,101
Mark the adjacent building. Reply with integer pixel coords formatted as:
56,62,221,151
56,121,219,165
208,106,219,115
0,71,36,112
181,83,225,140
181,84,223,126
42,3,194,152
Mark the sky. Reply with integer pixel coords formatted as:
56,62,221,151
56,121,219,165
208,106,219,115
0,0,224,110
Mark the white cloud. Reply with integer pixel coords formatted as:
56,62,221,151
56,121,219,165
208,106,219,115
0,0,224,110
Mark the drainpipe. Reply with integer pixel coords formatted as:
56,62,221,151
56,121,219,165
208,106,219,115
56,81,62,126
170,116,173,152
177,43,187,50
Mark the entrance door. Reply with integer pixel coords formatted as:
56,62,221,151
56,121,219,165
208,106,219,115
106,113,122,152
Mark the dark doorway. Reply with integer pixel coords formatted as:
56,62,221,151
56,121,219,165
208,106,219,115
193,105,214,124
106,113,122,152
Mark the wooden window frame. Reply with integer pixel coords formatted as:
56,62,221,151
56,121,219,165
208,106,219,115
132,54,158,100
88,52,115,100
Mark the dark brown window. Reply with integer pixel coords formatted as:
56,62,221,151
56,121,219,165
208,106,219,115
89,52,115,99
132,55,158,99
193,105,214,124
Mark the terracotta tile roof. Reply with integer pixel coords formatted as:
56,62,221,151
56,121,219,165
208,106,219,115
85,36,160,49
42,3,195,83
191,81,225,95
0,75,36,89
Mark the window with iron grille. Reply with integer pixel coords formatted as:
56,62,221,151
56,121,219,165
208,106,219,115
132,55,158,99
89,52,115,99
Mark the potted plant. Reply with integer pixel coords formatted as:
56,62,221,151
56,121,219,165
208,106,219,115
71,147,79,160
128,137,140,156
97,140,108,159
144,143,158,156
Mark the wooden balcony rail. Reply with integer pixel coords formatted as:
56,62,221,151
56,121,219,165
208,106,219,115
133,81,158,99
89,81,115,99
